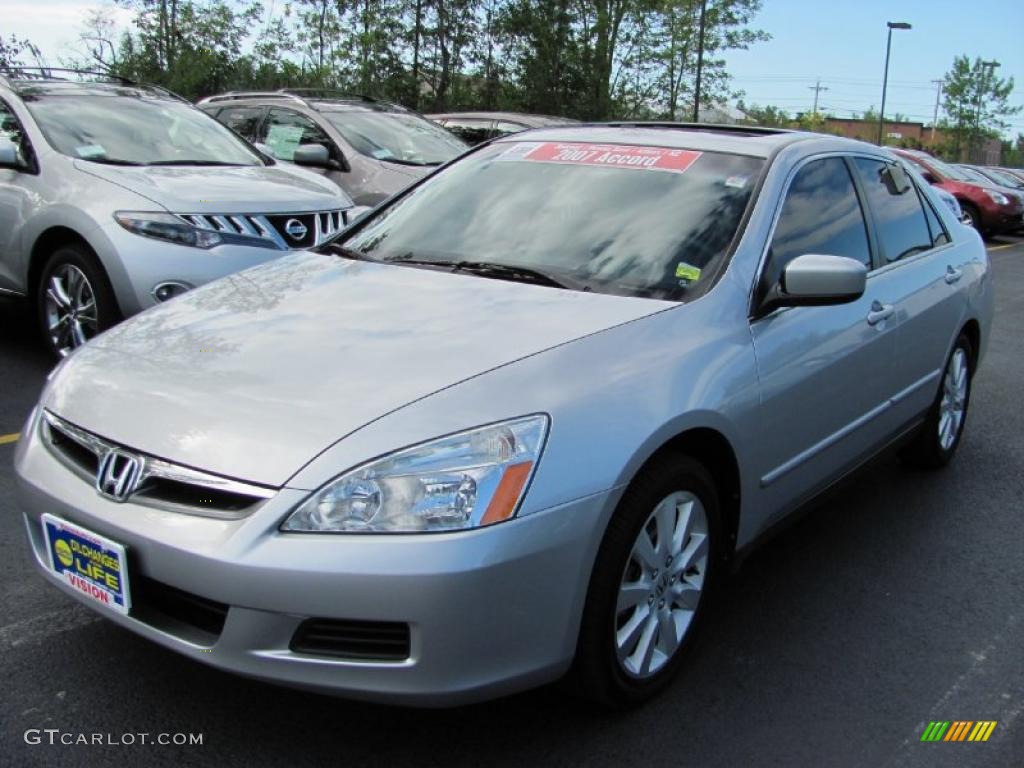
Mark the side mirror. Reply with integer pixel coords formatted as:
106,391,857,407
293,144,331,168
0,138,22,170
761,254,867,314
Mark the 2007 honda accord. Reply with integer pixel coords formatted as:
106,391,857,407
15,125,992,707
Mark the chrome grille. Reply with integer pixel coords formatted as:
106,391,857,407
181,209,346,250
41,410,276,519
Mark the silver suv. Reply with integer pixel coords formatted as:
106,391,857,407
0,71,352,356
16,125,992,708
198,90,468,206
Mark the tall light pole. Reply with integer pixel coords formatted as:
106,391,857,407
692,0,707,122
878,21,912,145
973,60,999,161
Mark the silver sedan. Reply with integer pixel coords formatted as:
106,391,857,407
16,125,992,707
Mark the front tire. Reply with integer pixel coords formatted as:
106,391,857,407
900,334,973,468
36,244,120,358
572,453,721,708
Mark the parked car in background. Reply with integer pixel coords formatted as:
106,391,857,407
17,125,992,708
428,111,580,145
199,91,468,206
0,70,352,357
892,148,1024,235
998,167,1024,185
959,164,1024,192
932,185,972,225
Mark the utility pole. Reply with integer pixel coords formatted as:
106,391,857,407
692,0,707,122
808,80,828,113
930,79,943,143
974,60,999,162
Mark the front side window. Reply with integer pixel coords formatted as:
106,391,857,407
341,141,763,300
853,158,934,263
763,157,871,294
261,108,337,164
322,108,467,166
216,106,264,141
21,87,263,166
0,99,34,167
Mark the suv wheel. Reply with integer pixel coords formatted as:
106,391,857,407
900,333,973,468
573,452,721,707
37,244,119,357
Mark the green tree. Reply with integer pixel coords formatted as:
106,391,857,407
0,34,45,70
737,101,789,127
942,54,1021,160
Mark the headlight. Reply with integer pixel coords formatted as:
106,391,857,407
115,211,223,248
282,415,549,533
983,190,1009,206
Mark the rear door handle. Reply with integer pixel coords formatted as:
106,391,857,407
867,300,894,326
945,265,963,284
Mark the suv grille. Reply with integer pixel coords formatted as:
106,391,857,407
181,209,346,250
41,410,276,518
290,618,411,661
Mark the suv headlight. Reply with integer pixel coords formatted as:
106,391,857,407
282,416,549,533
982,190,1009,206
115,211,224,248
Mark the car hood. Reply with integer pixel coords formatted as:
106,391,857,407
74,161,347,214
45,252,672,486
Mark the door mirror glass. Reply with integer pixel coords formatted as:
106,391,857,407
0,138,20,169
764,254,867,311
293,143,331,168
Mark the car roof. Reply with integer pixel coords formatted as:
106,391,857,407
487,122,849,159
197,91,410,114
429,111,579,127
0,69,185,102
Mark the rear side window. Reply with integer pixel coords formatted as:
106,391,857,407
853,158,934,263
216,106,264,140
764,157,871,292
919,189,951,247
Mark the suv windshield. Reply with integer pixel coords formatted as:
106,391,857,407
321,108,466,166
22,87,263,166
341,141,763,300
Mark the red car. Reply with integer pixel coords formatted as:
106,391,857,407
892,149,1024,234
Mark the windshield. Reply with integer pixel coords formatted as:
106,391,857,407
341,141,763,300
322,108,466,166
22,88,263,166
920,155,973,182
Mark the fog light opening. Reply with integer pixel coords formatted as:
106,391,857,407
152,281,193,302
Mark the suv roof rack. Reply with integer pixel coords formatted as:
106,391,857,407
0,67,189,103
197,89,407,112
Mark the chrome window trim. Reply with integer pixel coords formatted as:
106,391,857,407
41,410,277,513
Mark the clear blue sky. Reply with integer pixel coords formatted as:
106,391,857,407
8,0,1024,135
724,0,1024,135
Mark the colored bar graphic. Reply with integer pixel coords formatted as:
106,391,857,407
921,721,997,742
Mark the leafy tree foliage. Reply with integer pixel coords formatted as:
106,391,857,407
53,0,767,118
941,54,1021,158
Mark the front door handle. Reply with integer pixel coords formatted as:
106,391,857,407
945,265,963,284
867,300,894,326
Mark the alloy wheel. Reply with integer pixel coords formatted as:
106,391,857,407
938,347,969,451
614,491,709,679
44,264,99,356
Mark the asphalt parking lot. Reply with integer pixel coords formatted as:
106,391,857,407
1,236,1022,768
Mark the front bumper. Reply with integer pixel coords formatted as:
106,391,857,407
14,409,614,706
95,221,290,316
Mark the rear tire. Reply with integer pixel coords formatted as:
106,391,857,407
571,452,722,708
900,334,973,469
36,243,120,358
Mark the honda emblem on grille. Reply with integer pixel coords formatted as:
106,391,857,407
283,218,308,241
96,450,142,502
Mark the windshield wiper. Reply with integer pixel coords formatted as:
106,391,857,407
382,158,442,167
144,160,247,166
320,243,380,262
81,158,145,166
386,256,576,290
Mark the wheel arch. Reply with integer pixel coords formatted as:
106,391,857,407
960,317,981,368
28,227,122,315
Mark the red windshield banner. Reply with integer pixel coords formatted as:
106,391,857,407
510,142,702,174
